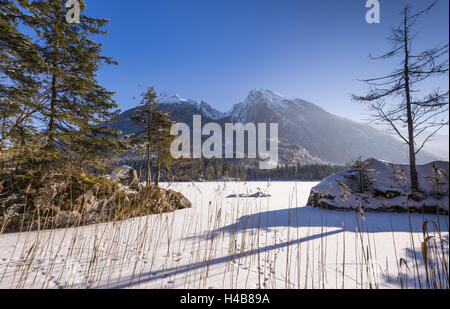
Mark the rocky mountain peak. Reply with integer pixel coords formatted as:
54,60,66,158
246,89,285,105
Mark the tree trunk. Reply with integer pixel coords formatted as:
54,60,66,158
403,8,419,192
138,152,144,181
47,19,60,152
146,143,151,187
48,72,57,146
145,104,154,187
155,161,161,187
359,170,363,193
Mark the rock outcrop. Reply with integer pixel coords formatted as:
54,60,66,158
163,189,192,210
1,166,192,232
110,165,140,190
307,159,449,214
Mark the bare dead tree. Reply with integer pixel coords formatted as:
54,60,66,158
353,1,449,192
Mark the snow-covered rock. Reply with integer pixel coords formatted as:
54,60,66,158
218,176,242,182
307,158,449,213
226,192,271,198
110,165,140,190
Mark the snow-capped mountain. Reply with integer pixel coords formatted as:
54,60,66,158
111,89,438,165
224,89,438,164
111,94,226,136
228,89,292,120
162,94,226,120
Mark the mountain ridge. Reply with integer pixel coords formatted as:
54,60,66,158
111,89,439,166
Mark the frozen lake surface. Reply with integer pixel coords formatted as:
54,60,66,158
0,182,448,289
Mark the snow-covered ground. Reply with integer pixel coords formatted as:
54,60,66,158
0,182,448,289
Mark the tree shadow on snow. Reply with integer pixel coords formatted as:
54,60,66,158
99,228,342,289
209,206,449,236
101,207,448,289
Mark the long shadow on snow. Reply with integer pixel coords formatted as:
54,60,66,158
211,206,449,235
99,229,342,289
103,206,448,288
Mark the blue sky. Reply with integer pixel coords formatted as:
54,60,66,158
86,0,449,124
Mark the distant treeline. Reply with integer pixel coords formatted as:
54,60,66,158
121,157,345,182
246,164,346,181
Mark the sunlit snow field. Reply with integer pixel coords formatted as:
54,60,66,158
0,181,448,289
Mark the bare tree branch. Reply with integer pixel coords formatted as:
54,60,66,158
415,123,448,155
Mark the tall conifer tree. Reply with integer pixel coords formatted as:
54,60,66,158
1,1,38,146
21,0,121,168
131,87,175,187
0,0,43,171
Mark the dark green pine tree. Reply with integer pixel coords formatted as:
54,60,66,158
152,110,175,187
131,87,160,187
21,0,121,169
0,0,42,166
348,158,375,193
131,87,176,187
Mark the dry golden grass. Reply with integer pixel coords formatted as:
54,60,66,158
0,181,448,289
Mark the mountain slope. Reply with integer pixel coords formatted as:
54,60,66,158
226,89,437,164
